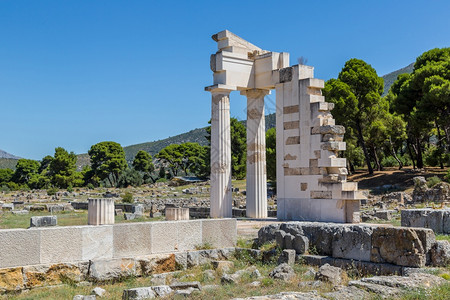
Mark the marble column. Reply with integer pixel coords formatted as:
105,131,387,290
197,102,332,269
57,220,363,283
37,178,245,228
242,89,269,218
209,89,232,218
88,198,115,225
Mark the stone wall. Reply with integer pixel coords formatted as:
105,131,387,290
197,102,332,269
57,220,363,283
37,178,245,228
258,222,440,268
401,209,450,234
0,219,236,269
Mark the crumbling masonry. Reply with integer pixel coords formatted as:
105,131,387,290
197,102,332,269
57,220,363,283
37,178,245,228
206,30,365,222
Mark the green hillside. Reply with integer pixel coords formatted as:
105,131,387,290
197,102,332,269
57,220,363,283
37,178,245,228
0,158,18,170
74,113,277,168
381,63,414,96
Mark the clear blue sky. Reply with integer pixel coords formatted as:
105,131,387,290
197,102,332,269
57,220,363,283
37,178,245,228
1,0,449,160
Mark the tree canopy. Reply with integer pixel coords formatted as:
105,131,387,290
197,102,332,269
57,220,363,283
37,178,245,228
88,141,127,187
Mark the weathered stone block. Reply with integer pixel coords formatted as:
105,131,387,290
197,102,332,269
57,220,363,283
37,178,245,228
275,230,286,248
124,213,136,220
401,209,446,233
82,226,113,261
23,263,82,288
332,225,372,261
39,227,82,264
113,223,152,257
278,249,296,265
176,220,202,251
89,258,137,281
202,219,236,248
152,222,178,253
371,227,426,267
30,216,57,227
293,235,309,254
0,267,24,292
301,223,338,256
444,210,450,234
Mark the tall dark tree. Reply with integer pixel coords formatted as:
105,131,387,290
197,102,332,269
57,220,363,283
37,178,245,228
132,150,155,182
390,47,450,168
323,59,384,174
12,159,40,185
88,141,127,187
266,127,276,181
49,147,81,188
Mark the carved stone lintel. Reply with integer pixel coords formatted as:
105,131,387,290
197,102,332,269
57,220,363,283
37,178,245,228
240,88,270,99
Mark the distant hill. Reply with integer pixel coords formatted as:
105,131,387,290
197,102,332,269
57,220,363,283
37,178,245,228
0,150,20,170
75,113,276,168
0,158,18,170
0,149,20,159
381,63,414,96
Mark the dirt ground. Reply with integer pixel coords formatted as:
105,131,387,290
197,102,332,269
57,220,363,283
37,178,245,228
348,166,449,192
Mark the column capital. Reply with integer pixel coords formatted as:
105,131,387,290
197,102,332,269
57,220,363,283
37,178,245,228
240,88,271,98
205,84,236,95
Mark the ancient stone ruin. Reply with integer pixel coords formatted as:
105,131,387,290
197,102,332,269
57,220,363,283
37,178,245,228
206,30,365,222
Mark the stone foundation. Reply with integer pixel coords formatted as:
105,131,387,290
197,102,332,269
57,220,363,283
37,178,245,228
401,209,450,234
0,219,236,269
0,248,235,294
258,222,439,268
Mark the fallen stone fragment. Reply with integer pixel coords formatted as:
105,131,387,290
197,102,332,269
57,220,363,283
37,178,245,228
91,287,106,297
202,270,216,281
250,281,261,287
221,273,238,284
323,285,370,300
431,240,450,266
73,296,96,300
269,263,295,281
231,291,326,299
170,281,202,291
211,260,234,273
315,263,343,286
122,287,156,300
278,249,296,265
151,285,173,297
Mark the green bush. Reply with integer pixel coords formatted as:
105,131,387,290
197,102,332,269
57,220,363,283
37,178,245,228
381,156,399,167
47,187,58,196
156,177,167,183
121,192,134,203
67,185,74,193
0,185,10,192
427,176,442,188
86,183,94,190
444,169,450,183
424,145,445,167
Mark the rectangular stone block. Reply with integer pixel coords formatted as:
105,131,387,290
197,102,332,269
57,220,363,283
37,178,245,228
401,209,445,233
371,227,426,267
283,105,299,114
82,226,113,260
175,220,202,251
285,136,300,145
310,191,332,199
40,227,82,264
332,225,373,261
444,211,450,234
284,121,299,130
113,223,152,258
202,219,237,248
0,229,40,268
151,221,178,253
30,216,57,227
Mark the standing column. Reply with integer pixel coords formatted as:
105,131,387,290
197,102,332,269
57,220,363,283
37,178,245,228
242,89,270,218
209,89,232,218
